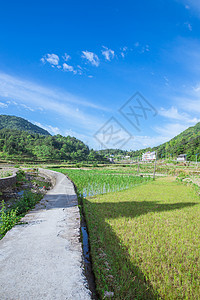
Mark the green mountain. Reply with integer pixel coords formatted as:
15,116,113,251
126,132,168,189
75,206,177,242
0,115,106,163
0,115,51,136
98,122,200,161
130,122,200,161
156,122,200,160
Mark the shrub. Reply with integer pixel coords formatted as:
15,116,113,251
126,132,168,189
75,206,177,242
12,191,42,216
0,201,18,238
16,169,26,183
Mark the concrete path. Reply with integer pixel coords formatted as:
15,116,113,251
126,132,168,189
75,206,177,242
0,169,91,300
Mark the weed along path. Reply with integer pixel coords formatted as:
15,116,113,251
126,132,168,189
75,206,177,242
0,169,91,300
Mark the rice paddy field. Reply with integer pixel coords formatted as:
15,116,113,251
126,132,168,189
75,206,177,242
51,168,200,299
50,168,152,196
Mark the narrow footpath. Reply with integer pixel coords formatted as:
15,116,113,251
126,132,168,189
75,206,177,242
0,169,91,300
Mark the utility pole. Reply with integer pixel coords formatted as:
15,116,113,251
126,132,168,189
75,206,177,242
137,157,140,174
196,153,199,170
153,151,157,180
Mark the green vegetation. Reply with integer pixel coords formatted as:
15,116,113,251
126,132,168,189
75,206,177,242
0,114,107,163
1,114,200,164
0,201,18,237
0,115,50,135
11,190,43,216
51,168,152,196
0,169,45,238
99,122,200,161
0,170,12,178
80,177,200,299
0,128,106,163
49,160,199,179
0,191,43,238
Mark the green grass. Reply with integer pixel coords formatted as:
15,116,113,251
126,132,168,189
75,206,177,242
49,161,200,178
0,170,12,178
0,191,43,238
50,168,152,196
0,169,45,238
82,177,200,299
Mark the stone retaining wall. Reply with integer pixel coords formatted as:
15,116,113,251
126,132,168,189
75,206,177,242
0,173,16,190
38,168,57,187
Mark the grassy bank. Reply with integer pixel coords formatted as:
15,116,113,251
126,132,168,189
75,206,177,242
83,177,200,299
0,192,43,238
0,169,46,238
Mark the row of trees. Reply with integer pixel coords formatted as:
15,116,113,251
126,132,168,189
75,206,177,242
0,129,106,162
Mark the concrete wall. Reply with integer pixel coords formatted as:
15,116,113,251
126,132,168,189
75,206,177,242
0,173,16,190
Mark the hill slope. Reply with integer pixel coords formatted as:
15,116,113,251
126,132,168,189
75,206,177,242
0,115,106,163
98,122,200,161
0,115,51,136
131,122,200,161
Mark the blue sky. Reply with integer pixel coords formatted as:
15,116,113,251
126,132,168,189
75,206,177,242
0,0,200,150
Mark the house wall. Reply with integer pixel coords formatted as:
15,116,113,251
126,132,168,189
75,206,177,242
177,157,186,162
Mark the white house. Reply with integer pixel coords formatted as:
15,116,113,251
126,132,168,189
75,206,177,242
142,151,156,162
177,154,187,162
108,157,115,163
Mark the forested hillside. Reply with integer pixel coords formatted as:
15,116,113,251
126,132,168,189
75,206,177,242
99,122,200,161
129,122,200,160
0,115,50,136
0,129,105,162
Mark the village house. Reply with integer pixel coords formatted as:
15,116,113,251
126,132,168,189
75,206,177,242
142,151,156,162
177,154,187,162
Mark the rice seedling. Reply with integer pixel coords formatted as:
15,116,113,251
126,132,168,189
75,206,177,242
52,167,200,298
82,177,200,299
51,168,152,196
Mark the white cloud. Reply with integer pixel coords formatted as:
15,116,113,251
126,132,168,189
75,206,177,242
172,83,200,114
120,46,128,58
163,76,169,86
170,38,200,74
101,47,115,61
34,122,61,135
65,129,90,145
62,53,71,61
0,102,8,108
185,22,192,31
63,63,77,74
183,99,200,112
154,123,188,138
92,133,170,151
82,51,100,67
0,72,108,132
8,101,36,112
159,106,199,123
76,65,83,75
133,42,150,54
131,135,170,149
20,104,35,112
179,0,200,13
41,53,60,66
188,23,192,31
122,46,128,52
